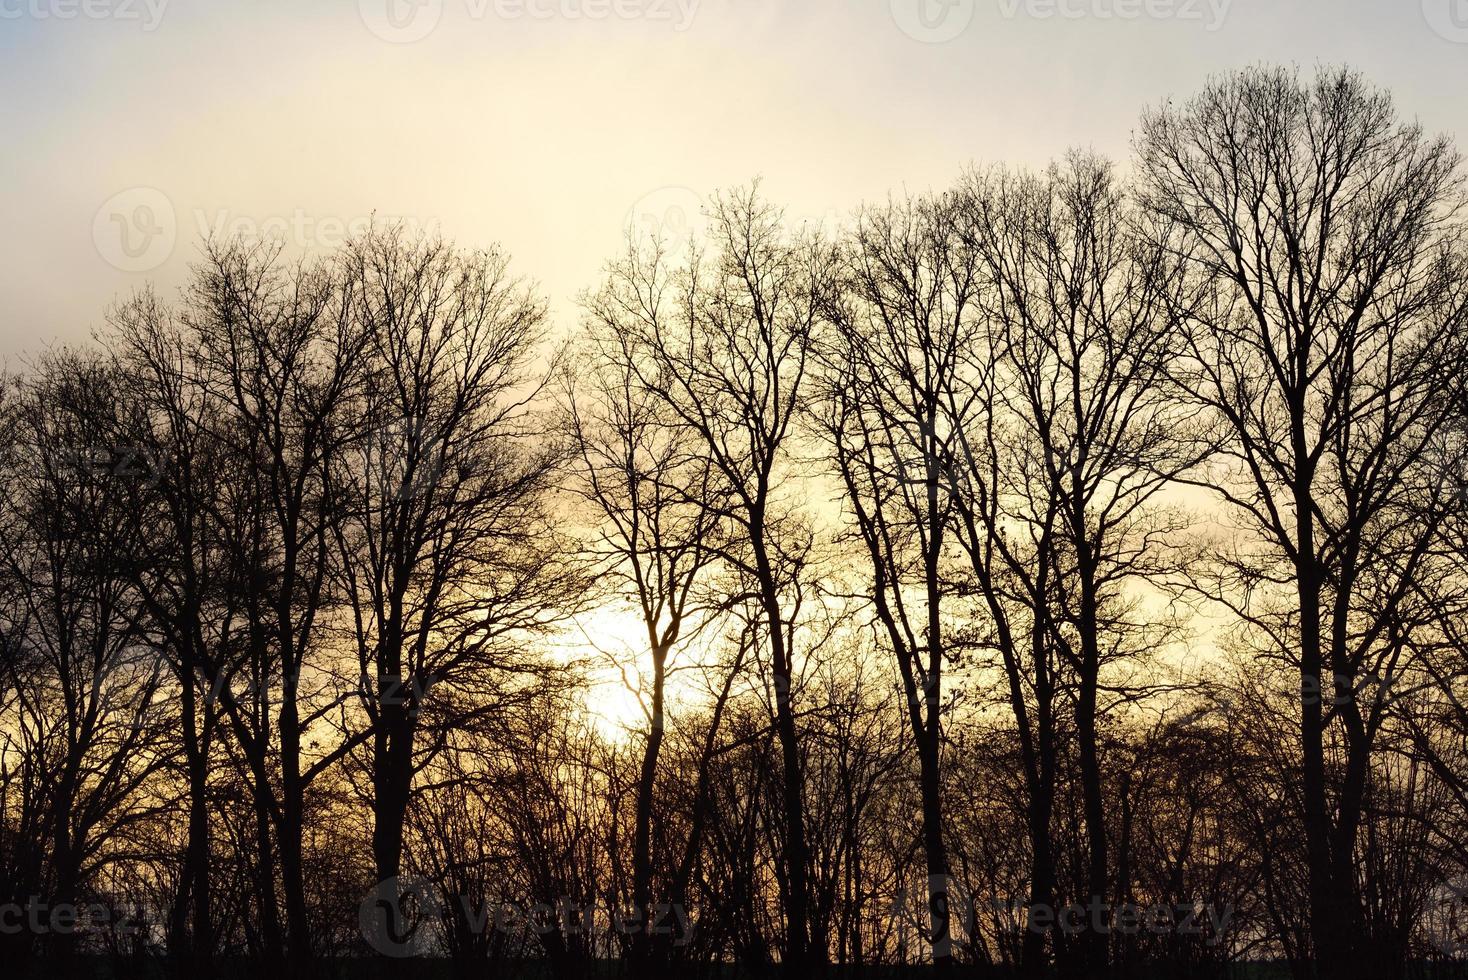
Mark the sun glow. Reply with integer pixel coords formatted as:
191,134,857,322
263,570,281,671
565,605,659,740
563,603,728,743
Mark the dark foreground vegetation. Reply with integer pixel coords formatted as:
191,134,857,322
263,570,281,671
10,957,1468,980
4,65,1468,980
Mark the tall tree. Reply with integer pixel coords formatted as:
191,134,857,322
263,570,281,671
963,153,1199,976
332,228,577,915
0,353,168,966
186,239,370,972
590,185,836,971
1137,65,1468,980
562,305,728,968
814,189,978,969
108,293,238,979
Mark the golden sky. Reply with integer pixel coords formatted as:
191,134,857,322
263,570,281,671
3,0,1466,361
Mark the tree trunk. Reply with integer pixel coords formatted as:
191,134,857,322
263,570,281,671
1295,494,1354,980
630,648,668,967
754,531,811,974
278,684,312,974
182,678,214,978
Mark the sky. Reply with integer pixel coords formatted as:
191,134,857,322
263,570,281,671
1,0,1466,365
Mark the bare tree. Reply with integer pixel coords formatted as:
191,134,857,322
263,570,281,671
0,352,169,966
561,302,729,968
107,288,250,978
1136,64,1468,980
5,68,1468,980
184,238,370,972
587,185,837,970
813,188,979,969
950,153,1200,976
330,228,578,908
